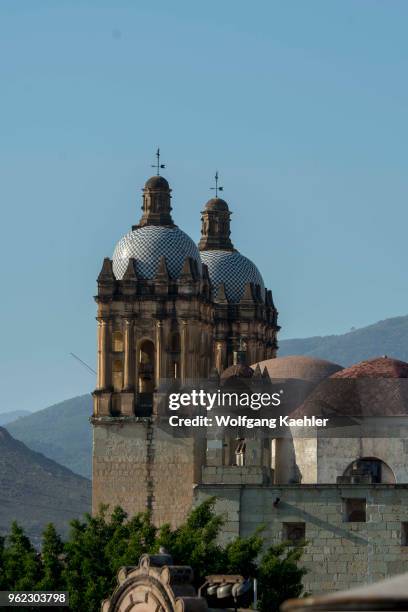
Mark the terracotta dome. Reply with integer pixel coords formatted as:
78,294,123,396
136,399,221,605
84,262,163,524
292,356,408,418
331,356,408,379
253,355,343,384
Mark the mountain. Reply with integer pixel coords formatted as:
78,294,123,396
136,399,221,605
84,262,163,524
278,315,408,367
6,395,92,479
5,315,408,481
0,427,90,545
0,410,31,426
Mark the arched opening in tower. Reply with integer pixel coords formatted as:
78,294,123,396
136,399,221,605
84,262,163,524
112,358,124,392
138,340,155,397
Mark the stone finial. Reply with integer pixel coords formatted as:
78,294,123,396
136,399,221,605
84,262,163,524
97,258,115,296
98,258,115,282
253,363,263,379
120,258,138,295
122,258,138,281
155,255,170,281
179,256,196,282
215,282,228,304
239,282,256,305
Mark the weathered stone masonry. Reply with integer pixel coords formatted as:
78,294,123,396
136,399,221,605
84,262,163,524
194,484,408,594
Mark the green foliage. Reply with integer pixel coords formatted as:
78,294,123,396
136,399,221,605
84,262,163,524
36,524,64,590
157,497,225,585
2,522,41,590
257,541,308,612
0,500,307,612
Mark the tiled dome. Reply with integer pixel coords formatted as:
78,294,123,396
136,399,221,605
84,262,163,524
113,225,202,280
200,250,265,303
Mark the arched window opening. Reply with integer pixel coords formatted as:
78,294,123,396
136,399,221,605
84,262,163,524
340,457,396,484
112,359,123,392
138,340,155,394
112,331,124,352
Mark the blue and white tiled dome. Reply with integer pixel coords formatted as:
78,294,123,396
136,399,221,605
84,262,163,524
200,250,265,303
113,225,202,280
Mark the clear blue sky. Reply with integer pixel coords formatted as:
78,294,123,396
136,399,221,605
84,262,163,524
1,1,408,413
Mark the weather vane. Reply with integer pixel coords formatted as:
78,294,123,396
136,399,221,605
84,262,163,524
152,148,166,176
210,171,224,198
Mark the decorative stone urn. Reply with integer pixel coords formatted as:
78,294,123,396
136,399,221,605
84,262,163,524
101,553,208,612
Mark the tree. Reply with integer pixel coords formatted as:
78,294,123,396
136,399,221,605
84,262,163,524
36,524,64,590
257,541,307,612
2,522,41,590
0,501,307,612
157,497,225,586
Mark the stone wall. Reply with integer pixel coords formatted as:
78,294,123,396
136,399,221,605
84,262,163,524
93,417,204,528
194,483,408,594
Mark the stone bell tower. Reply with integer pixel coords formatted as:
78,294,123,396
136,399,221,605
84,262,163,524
92,170,211,527
199,193,279,373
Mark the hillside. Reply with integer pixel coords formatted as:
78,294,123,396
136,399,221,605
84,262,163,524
0,410,31,425
6,395,92,479
0,427,91,545
5,315,408,481
279,315,408,367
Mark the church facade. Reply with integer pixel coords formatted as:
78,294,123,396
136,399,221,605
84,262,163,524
92,170,278,526
92,168,408,594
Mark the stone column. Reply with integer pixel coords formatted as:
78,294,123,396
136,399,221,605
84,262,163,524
181,320,188,383
97,318,109,390
155,320,164,387
123,318,134,391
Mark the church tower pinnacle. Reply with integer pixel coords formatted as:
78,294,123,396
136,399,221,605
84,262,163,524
198,173,234,251
135,150,174,228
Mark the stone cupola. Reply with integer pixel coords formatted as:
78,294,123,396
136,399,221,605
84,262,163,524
198,197,234,251
135,175,174,229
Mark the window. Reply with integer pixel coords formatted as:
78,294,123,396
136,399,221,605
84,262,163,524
282,522,305,545
344,498,366,522
402,523,408,546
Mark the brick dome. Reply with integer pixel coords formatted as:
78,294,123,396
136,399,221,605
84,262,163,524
293,356,408,418
253,355,343,384
331,356,408,379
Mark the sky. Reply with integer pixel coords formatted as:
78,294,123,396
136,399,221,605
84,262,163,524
1,0,408,413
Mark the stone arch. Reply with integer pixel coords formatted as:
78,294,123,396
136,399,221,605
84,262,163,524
342,457,396,484
138,339,155,394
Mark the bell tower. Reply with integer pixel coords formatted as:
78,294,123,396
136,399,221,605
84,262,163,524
92,166,211,527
